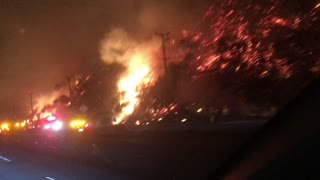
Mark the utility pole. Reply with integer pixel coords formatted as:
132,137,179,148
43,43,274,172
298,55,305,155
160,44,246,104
156,32,172,103
29,93,33,114
156,32,170,76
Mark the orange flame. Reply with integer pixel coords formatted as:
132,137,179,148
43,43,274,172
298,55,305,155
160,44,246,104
34,89,68,114
99,29,161,124
114,53,153,124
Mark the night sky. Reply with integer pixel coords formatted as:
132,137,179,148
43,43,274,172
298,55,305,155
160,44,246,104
0,0,211,119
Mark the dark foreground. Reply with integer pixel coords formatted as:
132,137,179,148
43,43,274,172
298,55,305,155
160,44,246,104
0,138,126,180
0,122,263,180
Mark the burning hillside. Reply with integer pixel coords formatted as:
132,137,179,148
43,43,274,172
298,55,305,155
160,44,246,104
96,1,320,125
29,1,320,126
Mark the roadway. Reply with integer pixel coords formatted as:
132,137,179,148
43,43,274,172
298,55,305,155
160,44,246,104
0,121,263,179
0,137,128,180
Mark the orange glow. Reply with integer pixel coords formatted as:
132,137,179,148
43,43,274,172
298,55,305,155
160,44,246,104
271,17,288,26
34,89,67,114
220,63,228,70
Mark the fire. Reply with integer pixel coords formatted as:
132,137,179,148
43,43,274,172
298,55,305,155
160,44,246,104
100,28,161,125
114,53,153,124
31,88,68,122
34,89,67,113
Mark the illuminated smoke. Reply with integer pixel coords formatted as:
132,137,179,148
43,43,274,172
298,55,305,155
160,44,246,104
100,28,137,66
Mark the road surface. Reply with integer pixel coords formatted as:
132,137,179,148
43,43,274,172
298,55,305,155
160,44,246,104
0,121,262,179
0,137,128,180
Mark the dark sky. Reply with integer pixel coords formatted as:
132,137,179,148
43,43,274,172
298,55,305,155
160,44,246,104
0,0,211,118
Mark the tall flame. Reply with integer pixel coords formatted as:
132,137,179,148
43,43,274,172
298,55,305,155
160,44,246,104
100,28,161,125
114,53,152,124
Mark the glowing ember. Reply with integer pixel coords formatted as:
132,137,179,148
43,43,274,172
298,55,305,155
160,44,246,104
177,0,320,83
135,120,141,126
314,3,320,10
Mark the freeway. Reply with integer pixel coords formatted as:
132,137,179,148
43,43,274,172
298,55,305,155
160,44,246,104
0,121,262,179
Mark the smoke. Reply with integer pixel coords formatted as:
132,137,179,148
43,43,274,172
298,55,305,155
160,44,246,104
100,28,162,75
99,28,136,65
